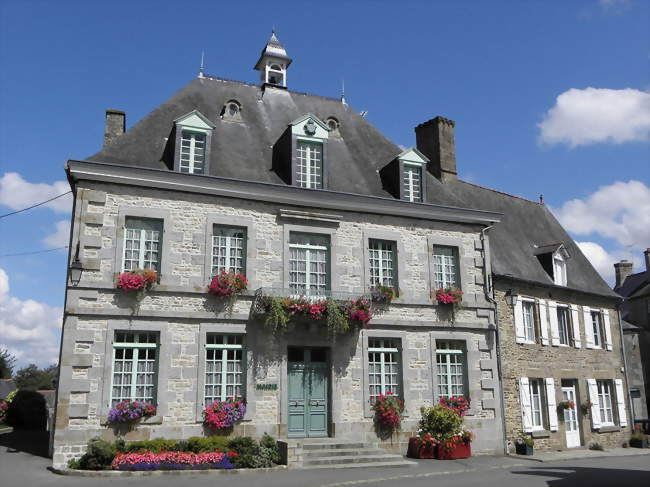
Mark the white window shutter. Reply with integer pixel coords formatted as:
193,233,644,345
514,297,525,344
583,307,595,349
519,377,533,433
538,299,549,345
614,379,628,427
587,379,601,430
603,310,613,351
570,304,582,348
545,377,558,431
548,300,560,346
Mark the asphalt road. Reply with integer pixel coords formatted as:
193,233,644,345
1,431,649,487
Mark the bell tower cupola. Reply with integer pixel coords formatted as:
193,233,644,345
254,30,292,88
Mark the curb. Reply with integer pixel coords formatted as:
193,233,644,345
506,449,650,463
48,465,288,477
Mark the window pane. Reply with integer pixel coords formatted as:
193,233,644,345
180,131,206,175
432,246,459,289
123,218,162,272
296,141,323,189
436,341,465,399
289,233,329,295
205,334,244,404
369,240,396,287
403,165,422,202
368,338,401,402
111,332,158,406
211,226,246,275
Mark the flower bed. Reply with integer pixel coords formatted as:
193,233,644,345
203,399,247,430
111,451,236,471
108,401,157,424
117,269,157,292
208,272,248,298
0,400,8,424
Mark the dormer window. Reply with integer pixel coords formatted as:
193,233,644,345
173,110,215,175
379,148,429,203
221,100,243,122
403,164,422,202
534,243,570,286
297,141,323,189
553,254,567,286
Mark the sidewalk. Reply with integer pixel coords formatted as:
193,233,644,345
514,447,650,463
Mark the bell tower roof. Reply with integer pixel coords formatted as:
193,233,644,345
254,30,292,70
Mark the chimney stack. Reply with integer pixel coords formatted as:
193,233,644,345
104,109,125,147
645,248,650,272
415,116,457,183
614,260,633,288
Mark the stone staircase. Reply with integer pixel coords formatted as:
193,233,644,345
294,439,417,469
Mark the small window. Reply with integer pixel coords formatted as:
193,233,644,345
111,331,158,406
403,164,422,202
529,378,546,430
368,338,401,402
591,310,604,348
553,255,567,286
268,64,284,85
326,117,340,136
205,334,244,405
296,141,323,189
211,226,246,276
289,233,330,296
221,100,242,121
557,306,572,346
522,300,538,343
123,217,163,273
179,131,206,174
432,246,460,289
368,240,397,288
436,341,466,399
596,380,614,425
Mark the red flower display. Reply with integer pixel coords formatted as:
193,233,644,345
434,287,463,305
208,272,248,298
371,392,404,427
438,396,470,416
117,269,157,291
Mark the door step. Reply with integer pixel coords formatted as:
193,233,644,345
297,440,416,469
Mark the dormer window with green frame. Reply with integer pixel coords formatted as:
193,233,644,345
173,110,216,175
379,147,429,203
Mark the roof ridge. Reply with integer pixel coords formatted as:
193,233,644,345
458,179,543,205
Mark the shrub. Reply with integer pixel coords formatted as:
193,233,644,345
122,438,177,454
418,405,463,437
185,436,230,453
259,433,280,465
227,436,260,468
4,390,47,430
588,442,604,451
78,438,116,470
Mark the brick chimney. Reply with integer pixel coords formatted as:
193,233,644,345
645,248,650,272
415,116,457,183
104,109,125,147
614,260,633,288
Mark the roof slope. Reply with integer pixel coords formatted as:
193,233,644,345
616,270,650,298
448,180,618,297
89,76,464,207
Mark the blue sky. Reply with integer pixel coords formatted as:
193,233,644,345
0,0,648,366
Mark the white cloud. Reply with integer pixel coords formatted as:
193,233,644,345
538,88,650,147
0,268,62,367
0,172,72,213
43,220,71,248
552,180,650,249
576,241,640,284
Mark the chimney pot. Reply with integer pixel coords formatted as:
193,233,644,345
614,260,634,288
415,116,457,183
104,109,126,147
645,248,650,272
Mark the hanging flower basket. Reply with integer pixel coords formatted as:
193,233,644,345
370,286,398,304
558,400,575,411
207,272,248,298
347,299,372,328
202,398,247,430
433,287,463,305
371,392,404,428
107,401,157,424
116,269,158,292
580,401,593,415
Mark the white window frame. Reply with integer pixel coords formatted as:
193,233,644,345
591,310,603,349
553,254,567,286
557,305,572,346
122,218,162,272
296,140,323,189
436,341,466,399
289,234,329,296
529,378,545,431
432,245,460,289
597,380,614,426
179,130,207,174
368,239,396,288
403,163,422,202
110,332,158,406
204,334,244,405
522,299,538,344
211,226,246,276
368,338,401,402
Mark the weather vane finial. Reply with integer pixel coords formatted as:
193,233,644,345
198,51,205,78
341,79,347,105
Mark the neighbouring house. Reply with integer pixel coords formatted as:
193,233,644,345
51,32,506,468
0,379,17,400
614,251,650,424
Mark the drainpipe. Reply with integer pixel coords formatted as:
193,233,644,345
480,225,509,456
617,301,634,427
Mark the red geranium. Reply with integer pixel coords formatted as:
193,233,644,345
208,271,248,298
117,269,157,291
434,287,463,305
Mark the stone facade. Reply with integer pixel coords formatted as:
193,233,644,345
495,280,629,451
52,181,504,467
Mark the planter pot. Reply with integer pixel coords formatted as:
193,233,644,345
436,441,471,460
515,443,534,455
406,437,436,459
629,438,648,448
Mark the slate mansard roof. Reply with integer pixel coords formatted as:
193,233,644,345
83,75,617,299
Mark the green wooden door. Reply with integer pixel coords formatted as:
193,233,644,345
287,348,329,438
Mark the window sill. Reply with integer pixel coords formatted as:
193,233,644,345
531,429,551,438
100,415,163,426
597,425,620,433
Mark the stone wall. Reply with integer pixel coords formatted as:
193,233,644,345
495,281,629,451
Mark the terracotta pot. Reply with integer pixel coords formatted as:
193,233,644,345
436,441,472,460
406,437,436,459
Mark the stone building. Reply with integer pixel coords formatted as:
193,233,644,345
52,33,506,467
615,251,650,423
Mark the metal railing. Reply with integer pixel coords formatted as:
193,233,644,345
252,287,370,315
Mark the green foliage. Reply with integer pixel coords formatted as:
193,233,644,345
66,458,81,469
13,363,58,391
325,299,348,334
418,405,463,436
227,436,260,468
5,390,47,429
78,438,116,470
185,436,229,453
588,442,604,451
121,438,178,453
263,297,290,333
0,348,16,379
259,433,281,465
516,433,534,447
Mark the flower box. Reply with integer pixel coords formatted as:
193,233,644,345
436,441,471,460
407,437,436,459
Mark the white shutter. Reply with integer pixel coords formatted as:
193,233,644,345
545,377,558,431
514,297,526,344
570,304,582,348
603,310,613,351
548,300,560,346
519,377,533,433
583,307,595,349
587,379,601,430
614,379,628,427
538,299,549,346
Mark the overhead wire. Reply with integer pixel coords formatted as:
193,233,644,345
0,191,72,219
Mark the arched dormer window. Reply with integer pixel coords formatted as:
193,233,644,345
173,110,215,175
221,100,243,122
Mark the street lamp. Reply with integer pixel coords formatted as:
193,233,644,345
69,242,84,286
504,289,517,307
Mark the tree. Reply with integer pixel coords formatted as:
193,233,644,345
13,364,58,390
0,348,16,379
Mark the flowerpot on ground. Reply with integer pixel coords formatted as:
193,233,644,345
435,441,471,460
406,437,436,459
515,443,534,455
629,437,648,448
